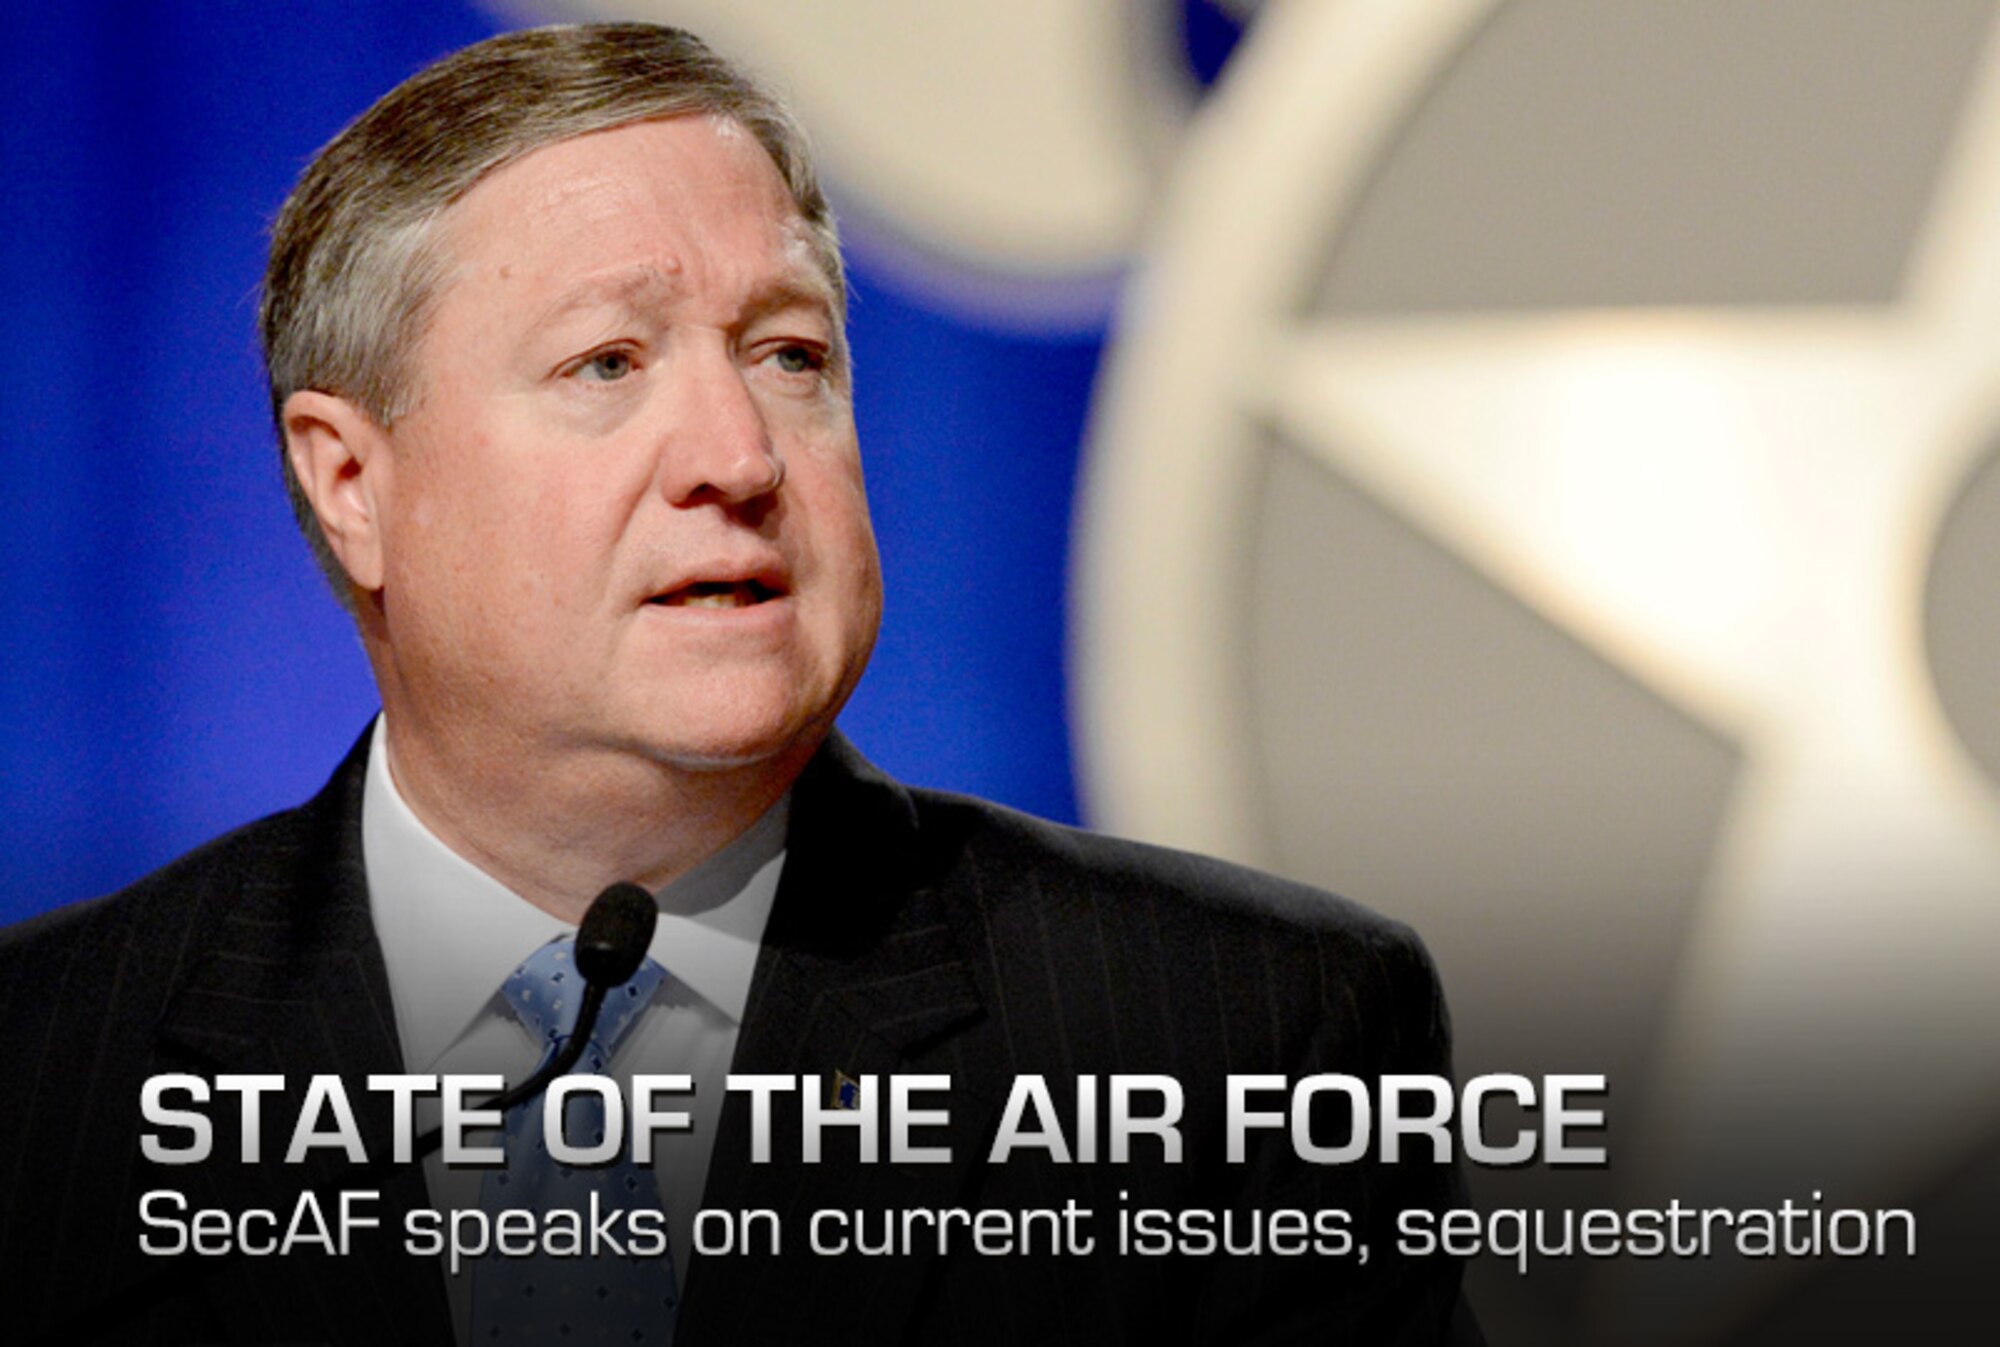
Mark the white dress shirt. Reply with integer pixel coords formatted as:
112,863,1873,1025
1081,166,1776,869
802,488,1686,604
360,721,785,1340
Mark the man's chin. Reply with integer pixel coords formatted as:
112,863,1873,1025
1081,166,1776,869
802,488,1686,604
635,719,833,778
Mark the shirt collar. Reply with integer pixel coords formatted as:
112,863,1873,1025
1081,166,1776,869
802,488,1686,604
361,719,787,1073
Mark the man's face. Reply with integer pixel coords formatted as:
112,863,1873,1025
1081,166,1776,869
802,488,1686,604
371,115,880,779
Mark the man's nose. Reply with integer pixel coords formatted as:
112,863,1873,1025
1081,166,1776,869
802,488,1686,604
655,351,785,506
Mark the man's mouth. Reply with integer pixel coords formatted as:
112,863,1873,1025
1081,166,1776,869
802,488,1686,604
649,580,782,609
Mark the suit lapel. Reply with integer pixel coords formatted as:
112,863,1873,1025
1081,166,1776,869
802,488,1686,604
682,734,999,1344
152,728,456,1345
156,731,396,1076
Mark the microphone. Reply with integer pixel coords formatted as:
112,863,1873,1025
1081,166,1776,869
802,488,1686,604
416,880,659,1156
484,881,658,1115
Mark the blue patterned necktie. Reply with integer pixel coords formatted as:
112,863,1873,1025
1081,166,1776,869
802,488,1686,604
471,937,679,1344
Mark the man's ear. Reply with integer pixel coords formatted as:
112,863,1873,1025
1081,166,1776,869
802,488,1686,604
282,390,392,593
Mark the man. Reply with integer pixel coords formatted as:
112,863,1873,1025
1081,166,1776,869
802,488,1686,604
0,23,1475,1345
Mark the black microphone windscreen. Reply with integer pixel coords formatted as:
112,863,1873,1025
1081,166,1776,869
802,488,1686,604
575,881,658,987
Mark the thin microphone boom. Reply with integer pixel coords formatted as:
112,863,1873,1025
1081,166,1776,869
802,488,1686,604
415,880,658,1157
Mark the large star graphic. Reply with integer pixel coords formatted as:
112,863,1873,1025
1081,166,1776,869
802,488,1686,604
1250,20,2000,1336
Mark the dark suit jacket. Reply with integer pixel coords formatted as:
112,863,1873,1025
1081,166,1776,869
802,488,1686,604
0,729,1476,1345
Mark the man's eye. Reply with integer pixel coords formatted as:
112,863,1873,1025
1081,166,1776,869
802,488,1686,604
575,349,636,382
771,344,824,375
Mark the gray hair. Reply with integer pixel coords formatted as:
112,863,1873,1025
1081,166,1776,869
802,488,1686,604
259,23,843,597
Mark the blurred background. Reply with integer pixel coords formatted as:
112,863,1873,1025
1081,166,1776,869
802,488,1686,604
5,1,1996,1341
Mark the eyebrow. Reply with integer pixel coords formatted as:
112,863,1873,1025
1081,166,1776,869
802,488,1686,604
740,272,840,325
529,260,840,333
529,266,680,329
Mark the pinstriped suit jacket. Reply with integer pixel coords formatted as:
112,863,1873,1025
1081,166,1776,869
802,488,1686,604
0,729,1476,1345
